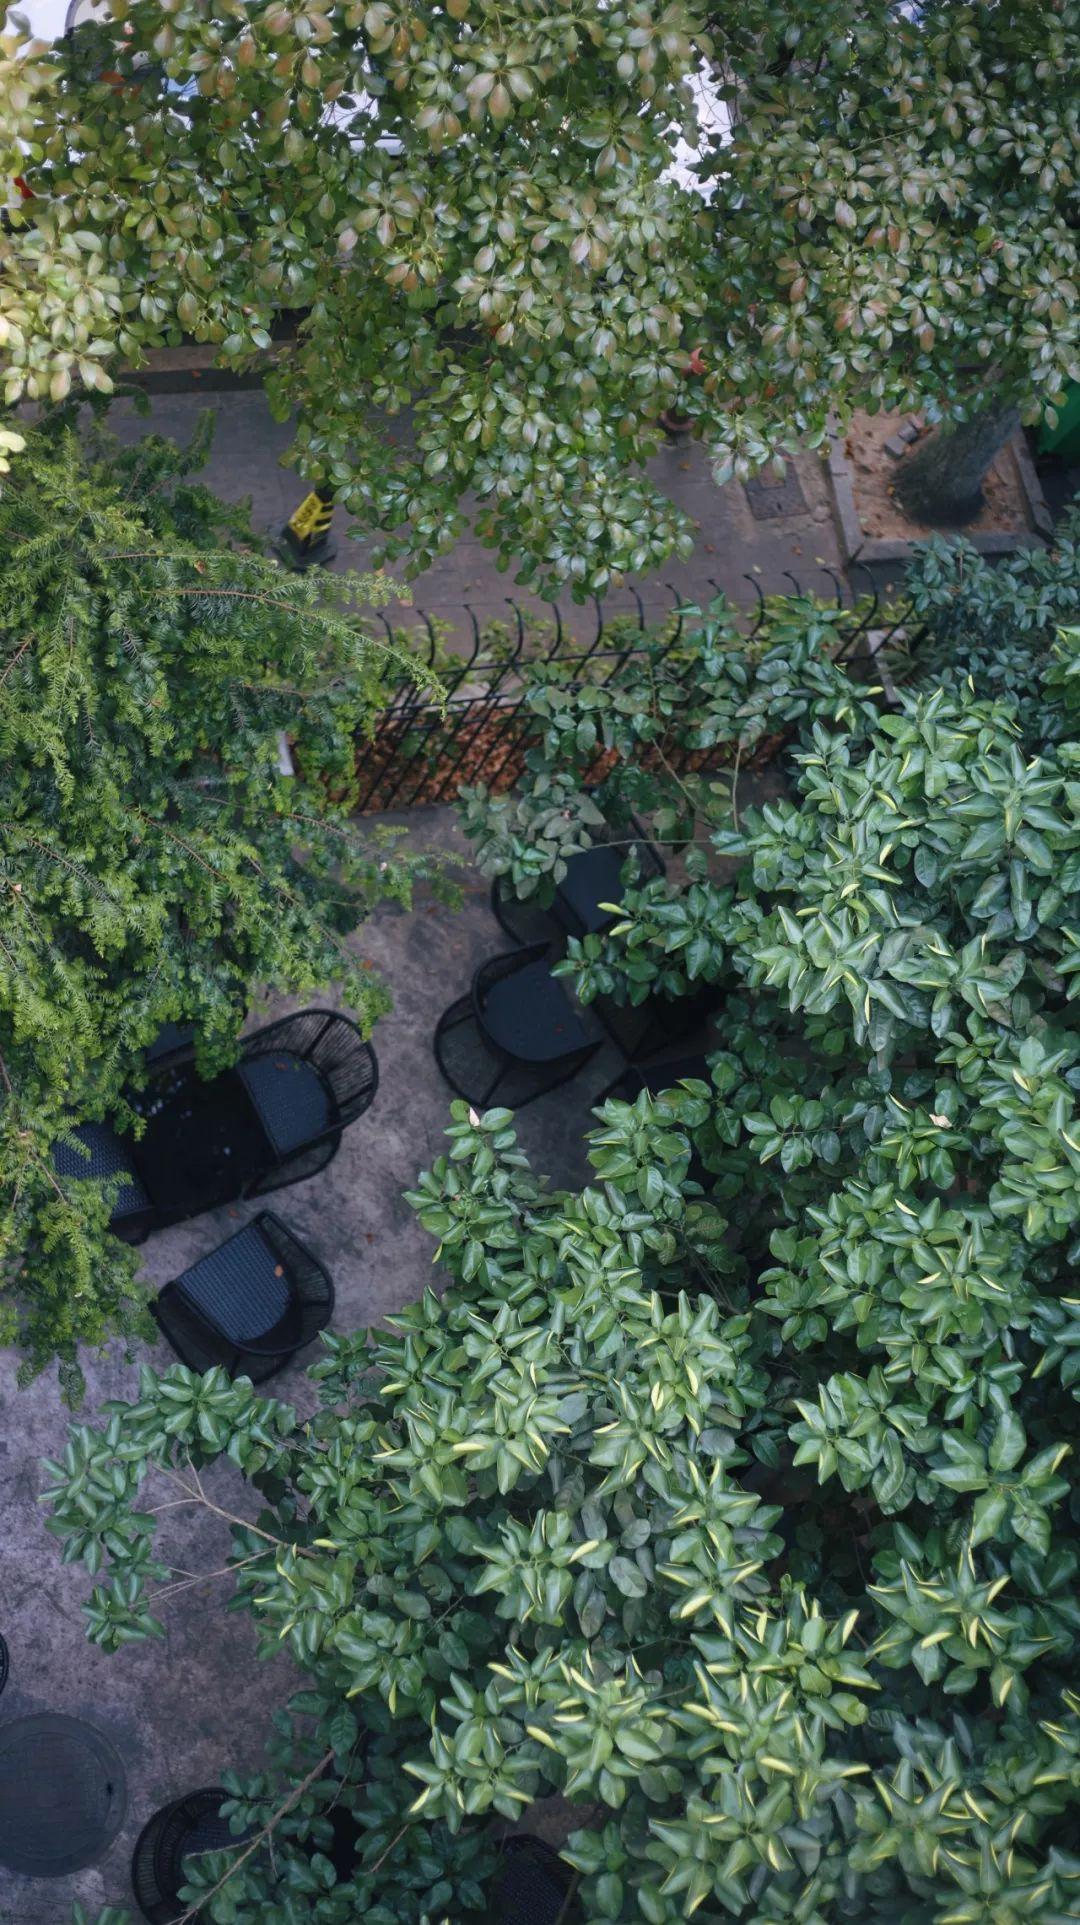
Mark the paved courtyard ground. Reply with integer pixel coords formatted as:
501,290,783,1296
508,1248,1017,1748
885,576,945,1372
0,810,635,1925
103,387,847,641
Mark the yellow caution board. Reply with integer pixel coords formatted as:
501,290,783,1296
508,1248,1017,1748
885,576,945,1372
277,487,336,569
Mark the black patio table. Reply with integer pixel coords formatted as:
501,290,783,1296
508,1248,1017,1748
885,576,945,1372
130,1065,274,1218
0,1713,127,1876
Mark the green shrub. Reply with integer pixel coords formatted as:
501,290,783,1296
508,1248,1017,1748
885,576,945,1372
45,1065,1080,1920
0,412,443,1390
41,545,1080,1921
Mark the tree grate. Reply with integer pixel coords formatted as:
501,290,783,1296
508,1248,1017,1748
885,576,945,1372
744,464,808,519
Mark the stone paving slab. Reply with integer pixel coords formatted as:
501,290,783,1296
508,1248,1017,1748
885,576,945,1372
102,390,845,645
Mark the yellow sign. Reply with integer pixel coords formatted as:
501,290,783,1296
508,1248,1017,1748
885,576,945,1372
286,492,334,544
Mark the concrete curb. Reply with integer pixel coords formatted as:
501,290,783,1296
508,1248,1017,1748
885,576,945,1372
827,427,1052,566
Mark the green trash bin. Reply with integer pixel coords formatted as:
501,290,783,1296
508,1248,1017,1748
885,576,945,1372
1039,382,1080,460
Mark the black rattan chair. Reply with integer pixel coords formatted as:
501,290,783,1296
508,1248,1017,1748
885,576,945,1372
52,1121,156,1245
143,1020,200,1073
154,1212,334,1382
132,1787,251,1925
57,1010,377,1245
491,816,665,949
491,1836,578,1924
600,1051,711,1106
238,1009,378,1194
591,980,719,1067
435,943,605,1110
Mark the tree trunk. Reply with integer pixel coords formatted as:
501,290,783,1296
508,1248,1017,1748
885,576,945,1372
893,403,1020,526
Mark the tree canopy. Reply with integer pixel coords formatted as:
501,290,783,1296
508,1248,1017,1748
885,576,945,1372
0,412,436,1390
45,530,1080,1923
1,0,1077,595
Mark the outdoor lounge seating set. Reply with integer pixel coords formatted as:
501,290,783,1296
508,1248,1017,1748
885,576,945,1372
435,821,713,1108
16,842,713,1914
133,1783,577,1923
53,1010,377,1382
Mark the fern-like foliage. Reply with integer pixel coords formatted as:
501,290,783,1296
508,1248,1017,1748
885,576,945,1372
0,412,442,1392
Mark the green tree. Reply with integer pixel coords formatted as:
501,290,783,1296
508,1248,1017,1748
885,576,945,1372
0,411,438,1391
697,0,1080,519
2,0,1077,593
44,539,1080,1915
45,1075,1080,1920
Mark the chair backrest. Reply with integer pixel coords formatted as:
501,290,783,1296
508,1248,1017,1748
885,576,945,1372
242,1010,378,1128
144,1021,198,1070
253,1211,335,1342
552,812,666,936
132,1787,241,1925
491,1836,576,1925
51,1122,150,1221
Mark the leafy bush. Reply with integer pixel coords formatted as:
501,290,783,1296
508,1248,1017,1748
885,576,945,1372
41,540,1080,1919
905,511,1080,732
462,531,1080,919
0,412,444,1389
46,1044,1080,1920
458,591,882,902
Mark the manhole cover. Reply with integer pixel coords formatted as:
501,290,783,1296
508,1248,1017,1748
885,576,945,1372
0,1714,127,1876
744,464,808,520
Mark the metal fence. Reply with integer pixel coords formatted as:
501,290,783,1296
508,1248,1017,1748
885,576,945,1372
356,566,921,814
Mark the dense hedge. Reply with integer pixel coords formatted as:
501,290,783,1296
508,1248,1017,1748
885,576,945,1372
0,415,439,1390
46,525,1080,1922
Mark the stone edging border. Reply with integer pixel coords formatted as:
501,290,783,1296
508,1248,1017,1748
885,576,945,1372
827,426,1054,565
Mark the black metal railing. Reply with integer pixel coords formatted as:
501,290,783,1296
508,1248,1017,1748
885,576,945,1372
357,566,921,813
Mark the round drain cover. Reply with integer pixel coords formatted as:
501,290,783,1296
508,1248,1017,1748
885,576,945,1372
0,1713,127,1876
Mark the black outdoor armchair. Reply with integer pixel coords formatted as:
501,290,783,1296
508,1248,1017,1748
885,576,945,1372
591,979,720,1067
133,1778,365,1923
54,1009,377,1245
435,942,606,1110
491,1836,579,1924
143,1020,198,1072
132,1787,250,1925
600,1051,712,1106
154,1211,334,1382
131,1786,574,1925
491,815,665,950
238,1008,378,1191
52,1121,157,1244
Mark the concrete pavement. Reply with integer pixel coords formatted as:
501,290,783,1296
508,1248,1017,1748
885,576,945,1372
103,388,846,644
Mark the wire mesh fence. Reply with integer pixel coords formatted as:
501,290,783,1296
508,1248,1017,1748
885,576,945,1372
357,566,920,813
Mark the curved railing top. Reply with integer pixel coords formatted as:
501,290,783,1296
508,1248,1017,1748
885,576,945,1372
372,564,913,703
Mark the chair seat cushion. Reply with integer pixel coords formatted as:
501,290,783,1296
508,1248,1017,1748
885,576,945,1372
239,1052,333,1156
479,960,600,1063
52,1122,149,1219
174,1222,291,1343
556,844,627,934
